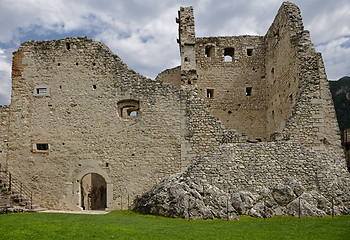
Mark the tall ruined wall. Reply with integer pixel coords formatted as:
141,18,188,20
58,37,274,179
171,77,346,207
196,36,266,139
0,106,9,169
177,7,197,91
8,37,182,210
264,2,303,138
265,2,342,152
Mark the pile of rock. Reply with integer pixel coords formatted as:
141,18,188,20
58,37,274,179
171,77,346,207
135,174,347,219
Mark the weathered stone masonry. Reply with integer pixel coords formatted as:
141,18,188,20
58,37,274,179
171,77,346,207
7,38,183,210
0,106,9,169
1,2,349,216
137,2,350,218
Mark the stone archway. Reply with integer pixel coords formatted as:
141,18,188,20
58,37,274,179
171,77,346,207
81,173,107,210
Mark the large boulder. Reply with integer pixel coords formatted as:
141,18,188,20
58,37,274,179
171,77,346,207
135,174,239,220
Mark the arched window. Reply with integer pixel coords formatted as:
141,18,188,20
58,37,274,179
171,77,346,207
224,48,234,62
117,100,140,119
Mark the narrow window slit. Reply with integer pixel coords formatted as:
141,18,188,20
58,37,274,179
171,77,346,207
246,87,252,96
207,89,214,98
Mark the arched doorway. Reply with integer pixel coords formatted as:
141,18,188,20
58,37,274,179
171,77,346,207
81,173,107,210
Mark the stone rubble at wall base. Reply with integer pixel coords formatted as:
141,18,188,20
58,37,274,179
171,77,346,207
135,142,350,219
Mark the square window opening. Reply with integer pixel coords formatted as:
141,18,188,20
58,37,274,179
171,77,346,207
207,89,214,98
37,88,47,94
33,143,50,153
247,48,253,56
34,85,50,97
36,143,49,151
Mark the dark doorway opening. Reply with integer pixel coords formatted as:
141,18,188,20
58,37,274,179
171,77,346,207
81,173,107,210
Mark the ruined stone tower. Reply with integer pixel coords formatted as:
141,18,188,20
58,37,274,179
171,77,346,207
1,2,349,216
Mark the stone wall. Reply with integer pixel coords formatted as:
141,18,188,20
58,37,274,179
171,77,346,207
187,142,349,199
181,95,248,167
265,3,342,151
4,2,348,215
135,140,350,219
196,36,267,139
175,2,342,149
134,2,350,219
0,106,9,169
156,66,181,89
8,37,183,210
264,2,303,138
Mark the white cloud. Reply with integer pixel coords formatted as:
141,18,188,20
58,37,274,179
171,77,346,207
94,4,180,78
316,37,350,79
306,4,350,44
0,0,349,105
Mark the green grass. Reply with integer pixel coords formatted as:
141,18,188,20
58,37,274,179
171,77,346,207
0,211,349,240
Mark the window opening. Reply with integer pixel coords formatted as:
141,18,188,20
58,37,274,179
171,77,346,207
34,85,50,96
246,87,252,96
247,48,253,56
37,88,47,95
224,48,234,62
36,143,48,151
205,45,215,57
207,89,214,98
66,43,71,50
117,100,140,119
93,85,97,89
33,143,50,153
120,106,138,118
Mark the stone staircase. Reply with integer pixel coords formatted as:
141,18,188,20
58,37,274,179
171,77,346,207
0,164,46,213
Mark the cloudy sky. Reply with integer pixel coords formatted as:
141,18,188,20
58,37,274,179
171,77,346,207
0,0,349,105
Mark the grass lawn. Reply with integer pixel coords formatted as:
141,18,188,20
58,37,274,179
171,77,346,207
0,211,349,240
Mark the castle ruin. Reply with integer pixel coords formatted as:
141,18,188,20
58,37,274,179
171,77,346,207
0,2,349,217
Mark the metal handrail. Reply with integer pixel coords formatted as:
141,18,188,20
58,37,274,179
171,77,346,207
0,164,33,209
